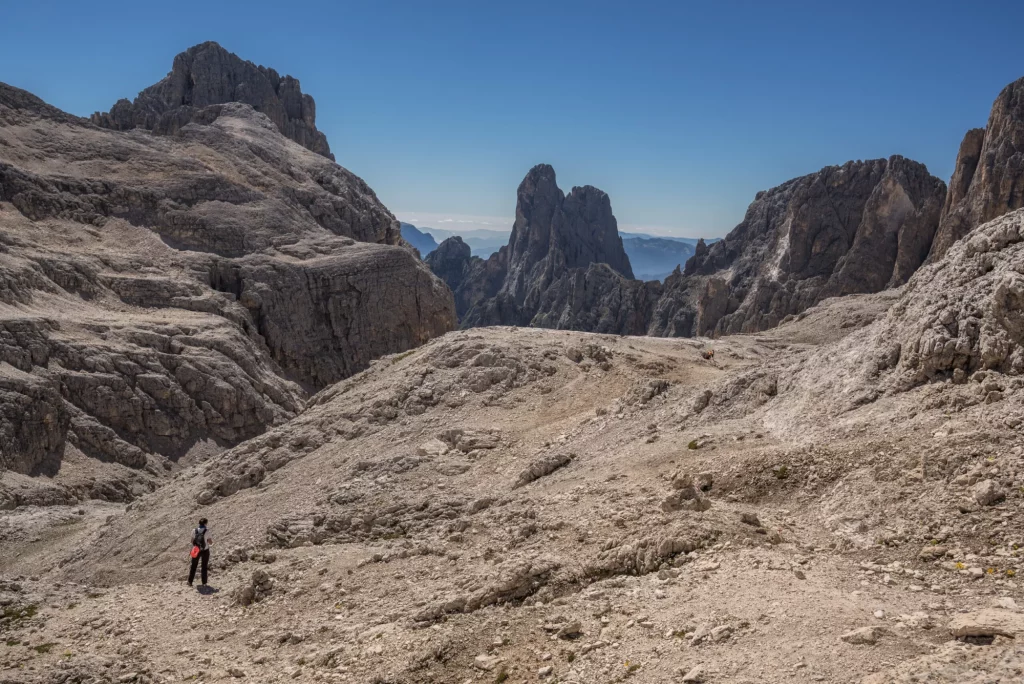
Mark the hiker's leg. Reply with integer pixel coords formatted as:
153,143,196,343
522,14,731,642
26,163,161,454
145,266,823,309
200,550,209,585
188,555,199,584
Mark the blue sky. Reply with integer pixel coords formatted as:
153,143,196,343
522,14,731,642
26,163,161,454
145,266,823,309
2,1,1023,238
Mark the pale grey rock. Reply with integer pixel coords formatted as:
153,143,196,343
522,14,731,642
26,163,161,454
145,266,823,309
929,76,1024,261
0,82,454,485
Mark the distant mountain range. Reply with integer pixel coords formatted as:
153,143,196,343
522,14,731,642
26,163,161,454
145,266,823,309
401,222,717,282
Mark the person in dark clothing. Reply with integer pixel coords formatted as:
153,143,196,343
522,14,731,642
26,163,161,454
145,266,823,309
187,518,213,587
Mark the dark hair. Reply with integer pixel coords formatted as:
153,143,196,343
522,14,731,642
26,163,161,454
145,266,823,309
198,518,208,526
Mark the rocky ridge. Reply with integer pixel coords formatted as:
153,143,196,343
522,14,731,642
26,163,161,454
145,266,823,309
928,75,1024,261
434,157,946,339
0,74,454,499
652,155,947,337
91,41,334,160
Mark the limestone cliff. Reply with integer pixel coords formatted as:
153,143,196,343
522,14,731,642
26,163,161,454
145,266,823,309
929,76,1024,261
651,156,946,337
0,81,454,490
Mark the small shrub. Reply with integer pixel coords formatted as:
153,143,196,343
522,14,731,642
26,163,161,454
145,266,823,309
33,643,57,654
774,465,789,480
494,667,509,683
687,440,699,450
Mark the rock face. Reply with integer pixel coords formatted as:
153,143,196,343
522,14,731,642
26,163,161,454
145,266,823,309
424,236,487,319
90,42,334,160
929,76,1024,261
436,164,654,333
0,81,454,485
651,156,946,337
866,208,1024,388
435,159,944,339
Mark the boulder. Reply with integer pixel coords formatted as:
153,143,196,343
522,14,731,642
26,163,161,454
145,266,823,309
948,609,1024,639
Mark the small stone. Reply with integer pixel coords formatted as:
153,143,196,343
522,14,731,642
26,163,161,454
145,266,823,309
417,439,449,458
740,512,761,527
793,569,806,580
556,621,582,638
538,665,553,677
992,597,1019,612
474,654,501,671
873,610,885,619
974,479,1006,506
710,625,732,641
228,668,246,678
840,626,883,645
681,665,704,682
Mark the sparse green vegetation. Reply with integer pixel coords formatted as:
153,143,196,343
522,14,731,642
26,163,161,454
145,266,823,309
774,465,789,479
687,439,700,450
494,666,509,683
1,604,38,626
32,643,57,654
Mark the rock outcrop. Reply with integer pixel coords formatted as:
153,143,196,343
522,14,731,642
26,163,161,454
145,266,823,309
91,41,334,160
0,80,454,486
651,156,946,337
417,235,493,321
434,159,945,339
929,76,1024,261
434,164,654,333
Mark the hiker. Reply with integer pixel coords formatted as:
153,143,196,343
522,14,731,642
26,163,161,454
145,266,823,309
187,517,213,587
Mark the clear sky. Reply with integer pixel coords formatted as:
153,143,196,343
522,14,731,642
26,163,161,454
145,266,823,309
3,1,1023,238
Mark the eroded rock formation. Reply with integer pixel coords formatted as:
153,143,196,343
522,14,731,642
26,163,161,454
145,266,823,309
438,158,944,339
0,81,454,484
929,76,1024,261
91,41,334,160
651,156,946,337
436,164,654,333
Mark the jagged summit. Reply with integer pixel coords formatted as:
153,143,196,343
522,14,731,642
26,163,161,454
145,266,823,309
90,41,334,159
446,164,649,330
929,75,1024,261
433,157,947,338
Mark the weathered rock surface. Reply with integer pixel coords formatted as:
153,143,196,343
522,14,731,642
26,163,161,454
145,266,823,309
434,164,658,333
948,609,1024,639
0,80,454,486
652,156,946,337
91,41,334,159
441,158,944,340
929,76,1024,261
424,236,492,319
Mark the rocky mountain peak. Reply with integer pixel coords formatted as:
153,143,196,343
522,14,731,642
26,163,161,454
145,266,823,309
929,75,1024,261
448,164,642,329
90,41,334,159
504,164,633,285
